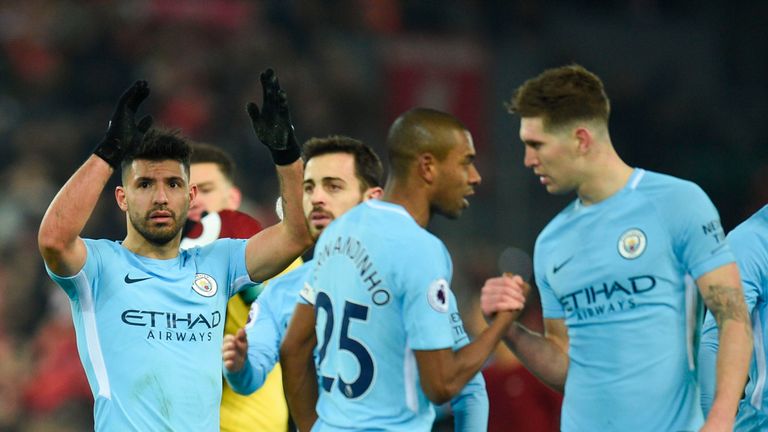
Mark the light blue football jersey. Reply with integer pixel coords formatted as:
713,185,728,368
45,238,252,431
225,261,311,394
699,204,768,430
302,200,468,431
534,169,734,432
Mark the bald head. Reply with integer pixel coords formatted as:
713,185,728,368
386,108,468,179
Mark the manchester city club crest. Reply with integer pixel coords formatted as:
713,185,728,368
618,228,647,260
192,273,218,297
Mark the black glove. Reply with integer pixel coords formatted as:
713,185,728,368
246,69,301,166
93,80,153,169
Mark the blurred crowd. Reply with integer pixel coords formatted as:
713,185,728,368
1,1,766,430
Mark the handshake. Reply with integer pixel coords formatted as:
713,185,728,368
481,273,529,321
481,247,532,321
93,69,301,169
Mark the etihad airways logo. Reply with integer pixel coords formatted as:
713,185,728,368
121,310,222,343
561,275,657,321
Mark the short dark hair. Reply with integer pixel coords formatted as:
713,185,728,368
386,108,468,179
303,135,383,190
121,128,192,175
507,64,610,131
189,142,236,183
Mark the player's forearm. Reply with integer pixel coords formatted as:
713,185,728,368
426,312,513,404
245,160,312,281
699,271,752,423
503,323,568,392
708,319,752,423
38,156,112,272
276,159,312,251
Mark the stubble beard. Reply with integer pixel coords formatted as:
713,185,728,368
129,209,185,246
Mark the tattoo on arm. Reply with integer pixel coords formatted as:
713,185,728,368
703,284,751,329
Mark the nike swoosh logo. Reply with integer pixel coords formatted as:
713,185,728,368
553,256,574,274
124,274,152,284
710,243,728,255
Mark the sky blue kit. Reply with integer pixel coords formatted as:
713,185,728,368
301,200,486,431
47,238,251,431
534,169,734,431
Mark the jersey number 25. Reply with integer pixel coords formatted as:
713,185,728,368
315,292,375,399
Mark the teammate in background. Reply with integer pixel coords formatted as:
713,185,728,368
221,136,381,419
224,135,492,431
699,205,768,430
481,64,752,432
37,70,312,430
280,108,526,431
181,142,295,432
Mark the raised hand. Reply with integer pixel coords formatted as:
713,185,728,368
246,69,301,165
93,80,153,168
222,327,249,373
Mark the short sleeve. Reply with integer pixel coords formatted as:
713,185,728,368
662,183,735,279
400,239,455,351
45,238,104,300
223,239,253,296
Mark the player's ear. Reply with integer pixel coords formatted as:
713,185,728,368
574,127,593,154
364,186,383,200
228,186,242,210
115,186,128,212
189,183,198,203
417,153,436,184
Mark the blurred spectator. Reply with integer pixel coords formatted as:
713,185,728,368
21,287,92,428
483,340,562,431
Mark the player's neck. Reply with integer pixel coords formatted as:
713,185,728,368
576,157,634,206
382,180,430,227
122,231,182,259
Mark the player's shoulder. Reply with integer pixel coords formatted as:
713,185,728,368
635,170,720,227
83,238,125,256
83,238,120,248
331,200,441,246
635,169,707,200
329,200,448,267
728,205,768,249
339,200,413,229
363,200,441,242
182,237,246,260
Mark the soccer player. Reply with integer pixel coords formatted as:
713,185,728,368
280,108,527,431
481,64,752,431
699,205,768,430
224,135,491,431
37,70,312,431
221,135,383,415
181,142,294,432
